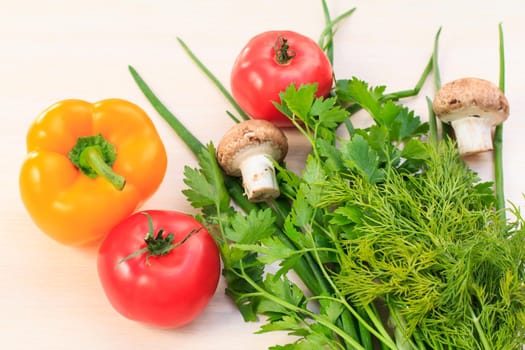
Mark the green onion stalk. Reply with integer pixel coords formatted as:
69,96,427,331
427,27,442,146
494,22,506,219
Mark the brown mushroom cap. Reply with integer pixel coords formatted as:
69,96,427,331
433,77,509,125
217,119,288,176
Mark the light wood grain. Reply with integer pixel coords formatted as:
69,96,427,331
2,1,525,349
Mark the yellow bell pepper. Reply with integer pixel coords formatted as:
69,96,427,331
19,99,168,246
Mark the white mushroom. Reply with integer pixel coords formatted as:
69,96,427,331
433,77,509,156
217,119,288,202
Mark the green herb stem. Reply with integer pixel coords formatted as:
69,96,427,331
267,198,291,228
431,27,453,139
310,222,394,349
309,294,398,350
224,177,260,213
380,54,433,102
277,232,328,297
129,65,205,156
432,27,442,92
494,124,505,213
471,307,491,350
266,200,333,298
236,260,369,350
176,37,250,121
386,302,420,350
226,110,241,124
320,0,334,64
319,2,356,63
494,23,506,218
426,96,439,146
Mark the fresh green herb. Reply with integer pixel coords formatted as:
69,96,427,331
332,140,525,349
336,53,434,136
129,65,205,156
427,28,442,147
494,23,506,216
176,38,250,122
319,1,356,63
432,27,443,92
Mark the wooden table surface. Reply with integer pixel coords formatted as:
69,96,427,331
2,1,525,349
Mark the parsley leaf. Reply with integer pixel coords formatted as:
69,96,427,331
225,208,276,244
182,143,230,211
274,83,317,122
335,78,385,117
275,83,349,145
340,134,385,184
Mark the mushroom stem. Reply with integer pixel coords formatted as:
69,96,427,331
238,154,279,202
217,119,288,202
450,116,494,156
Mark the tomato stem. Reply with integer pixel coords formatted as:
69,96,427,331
274,36,296,65
119,213,202,265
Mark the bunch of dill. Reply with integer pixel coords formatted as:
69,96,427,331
329,141,525,349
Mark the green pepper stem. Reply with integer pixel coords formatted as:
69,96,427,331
80,146,126,190
68,133,126,191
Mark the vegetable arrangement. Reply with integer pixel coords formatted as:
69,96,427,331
17,1,525,349
127,5,525,350
19,98,220,326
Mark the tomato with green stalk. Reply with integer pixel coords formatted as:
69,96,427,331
97,210,221,328
231,30,333,127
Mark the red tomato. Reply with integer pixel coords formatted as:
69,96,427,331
97,210,221,328
231,30,333,127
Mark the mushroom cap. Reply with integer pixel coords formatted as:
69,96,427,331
433,77,509,125
217,119,288,176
